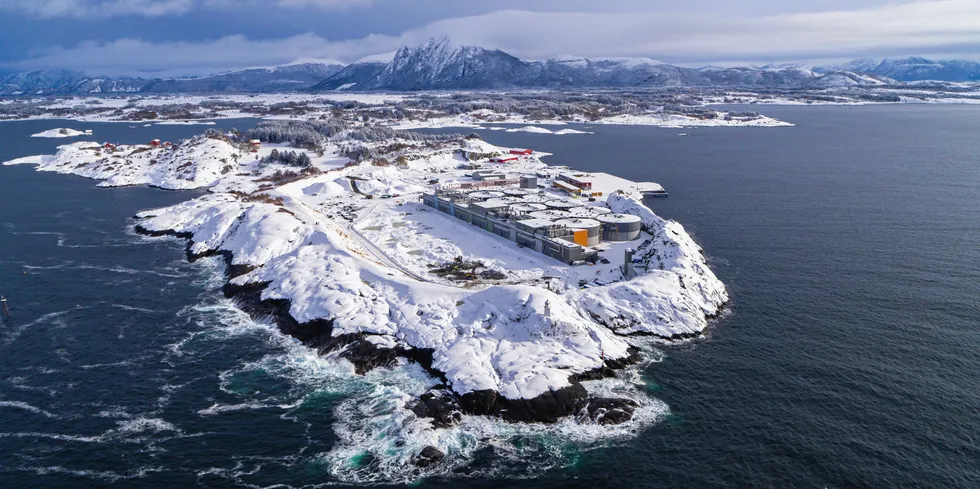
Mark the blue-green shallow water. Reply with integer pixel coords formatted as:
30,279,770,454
1,107,979,488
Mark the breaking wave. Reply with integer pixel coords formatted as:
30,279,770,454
0,400,59,419
185,294,671,484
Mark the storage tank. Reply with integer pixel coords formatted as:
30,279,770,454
555,218,601,247
597,214,643,242
469,190,505,201
529,210,572,221
520,193,551,203
568,206,613,218
503,188,528,197
483,196,525,206
510,203,548,214
544,200,579,210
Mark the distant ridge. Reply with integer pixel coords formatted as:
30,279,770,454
815,57,980,82
0,62,345,96
5,42,980,96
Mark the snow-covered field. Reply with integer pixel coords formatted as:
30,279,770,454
389,110,792,130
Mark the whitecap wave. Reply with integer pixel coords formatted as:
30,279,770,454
0,400,59,418
0,464,165,482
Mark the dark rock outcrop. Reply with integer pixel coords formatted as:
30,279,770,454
583,397,638,425
412,446,445,468
409,389,463,428
460,381,590,424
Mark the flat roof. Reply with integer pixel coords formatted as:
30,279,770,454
474,201,510,209
517,218,555,229
588,172,642,196
598,213,643,224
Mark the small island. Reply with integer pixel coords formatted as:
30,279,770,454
30,127,92,138
6,116,728,466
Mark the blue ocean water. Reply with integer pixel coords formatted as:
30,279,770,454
1,106,979,488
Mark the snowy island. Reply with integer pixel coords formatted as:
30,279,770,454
30,127,91,138
5,117,728,468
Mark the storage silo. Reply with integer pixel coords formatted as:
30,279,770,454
555,218,601,246
597,214,643,242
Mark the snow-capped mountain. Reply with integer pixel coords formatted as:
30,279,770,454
317,38,525,91
870,57,980,82
804,71,894,88
815,57,980,82
140,63,345,93
0,62,345,96
0,70,145,96
313,38,874,91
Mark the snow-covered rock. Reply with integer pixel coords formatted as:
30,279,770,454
31,128,89,138
24,136,244,190
581,193,729,336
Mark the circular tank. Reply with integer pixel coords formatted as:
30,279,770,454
568,206,613,218
483,196,526,206
544,200,580,210
503,188,528,197
520,194,551,203
597,214,643,242
510,203,548,214
469,190,505,200
555,218,602,246
529,210,572,221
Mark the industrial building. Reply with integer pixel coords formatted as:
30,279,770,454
422,187,645,264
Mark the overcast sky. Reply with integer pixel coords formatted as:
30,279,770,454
1,0,979,76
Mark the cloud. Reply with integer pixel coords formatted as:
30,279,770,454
0,0,380,18
2,33,394,76
405,0,980,63
4,0,980,74
0,0,194,18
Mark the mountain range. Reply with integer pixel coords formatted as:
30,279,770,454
2,39,979,96
814,57,980,82
0,63,344,96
